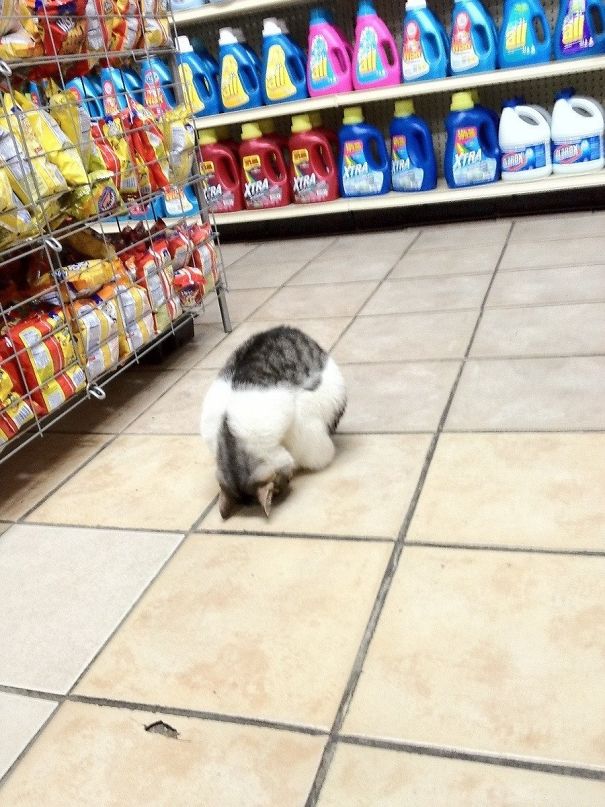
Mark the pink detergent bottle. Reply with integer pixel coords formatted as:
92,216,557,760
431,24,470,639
353,0,401,90
307,7,353,96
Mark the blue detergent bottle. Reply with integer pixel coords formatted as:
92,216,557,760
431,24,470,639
499,0,551,66
65,75,103,119
140,56,176,118
554,0,605,59
449,0,497,73
177,35,222,116
445,90,500,187
121,66,143,106
338,106,390,197
402,0,449,81
261,17,308,104
99,66,132,116
390,99,437,191
218,27,262,111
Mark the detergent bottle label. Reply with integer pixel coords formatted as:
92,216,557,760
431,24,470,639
452,126,497,184
342,138,385,194
178,63,204,114
102,79,120,117
291,147,329,203
552,135,603,165
221,54,250,109
356,26,386,82
143,69,167,117
163,185,194,216
502,143,547,173
560,0,594,55
243,154,284,208
391,134,424,190
310,34,336,90
450,11,480,71
402,20,430,80
504,2,536,56
201,160,236,213
265,44,297,101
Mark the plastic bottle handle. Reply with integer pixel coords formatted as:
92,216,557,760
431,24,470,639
219,151,239,186
370,135,389,171
587,0,605,37
569,98,604,120
309,141,333,175
515,105,549,126
333,44,350,74
475,21,491,56
425,30,440,60
267,147,287,182
380,38,397,69
531,11,548,44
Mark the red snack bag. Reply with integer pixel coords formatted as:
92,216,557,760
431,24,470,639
29,0,89,80
173,266,205,309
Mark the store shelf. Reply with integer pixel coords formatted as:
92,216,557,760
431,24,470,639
194,55,605,130
212,172,605,224
173,0,315,26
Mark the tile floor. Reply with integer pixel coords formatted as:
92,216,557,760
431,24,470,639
1,212,605,805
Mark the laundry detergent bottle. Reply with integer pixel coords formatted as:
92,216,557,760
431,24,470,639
219,27,262,111
261,18,308,104
390,99,437,191
199,128,244,213
445,91,500,187
177,35,221,116
239,122,290,209
499,100,552,180
353,0,401,89
140,56,176,117
338,106,390,197
307,7,353,95
100,66,132,116
498,0,551,66
402,0,449,81
122,66,144,106
449,0,498,74
551,91,605,173
65,76,104,119
288,114,339,203
554,0,605,58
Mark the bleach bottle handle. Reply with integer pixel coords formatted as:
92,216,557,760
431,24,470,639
569,96,605,121
515,104,550,127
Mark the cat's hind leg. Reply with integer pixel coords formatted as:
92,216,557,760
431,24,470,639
286,417,335,472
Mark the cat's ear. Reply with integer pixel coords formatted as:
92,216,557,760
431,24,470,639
218,487,239,520
256,480,275,518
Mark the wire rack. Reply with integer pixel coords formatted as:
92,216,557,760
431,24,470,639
0,0,232,463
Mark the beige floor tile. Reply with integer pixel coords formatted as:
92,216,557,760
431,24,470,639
0,434,109,521
218,241,257,266
410,221,510,251
0,692,56,779
126,370,215,435
333,312,477,364
246,235,336,264
51,370,182,434
360,275,491,316
200,434,430,538
27,435,216,531
226,260,305,289
155,322,228,370
334,229,419,254
471,303,605,357
319,743,605,806
487,265,605,308
0,702,324,807
0,521,10,534
344,546,605,768
340,362,459,432
250,282,376,321
391,244,502,279
447,357,605,431
197,318,352,370
198,288,276,325
511,212,598,243
75,534,391,728
501,236,605,270
409,433,605,550
0,524,181,692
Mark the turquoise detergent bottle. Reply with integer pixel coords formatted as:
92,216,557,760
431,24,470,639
390,99,437,191
219,27,262,111
121,66,143,106
177,35,221,116
554,0,605,59
99,66,132,116
449,0,497,73
65,76,103,119
444,90,500,187
499,0,551,66
338,106,390,197
140,56,176,118
402,0,449,81
261,17,308,104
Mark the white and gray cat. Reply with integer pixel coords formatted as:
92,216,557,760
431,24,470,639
201,326,347,519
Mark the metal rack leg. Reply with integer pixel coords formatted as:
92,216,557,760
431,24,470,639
217,284,232,333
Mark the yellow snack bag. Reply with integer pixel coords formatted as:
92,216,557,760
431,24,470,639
66,171,124,221
102,117,138,198
70,298,120,379
0,166,14,212
49,88,93,172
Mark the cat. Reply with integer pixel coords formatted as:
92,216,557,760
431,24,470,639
200,325,347,520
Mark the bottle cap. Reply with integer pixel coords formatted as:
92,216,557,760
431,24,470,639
199,128,218,145
405,0,427,9
218,28,238,46
556,87,575,101
262,18,282,37
395,99,415,117
358,0,376,14
176,35,193,53
241,122,263,140
450,91,474,111
310,7,329,24
291,114,313,133
343,105,364,124
233,28,245,42
277,18,290,33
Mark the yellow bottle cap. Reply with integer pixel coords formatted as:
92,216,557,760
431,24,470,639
291,114,313,133
198,128,218,145
259,118,276,135
395,99,415,117
343,105,364,125
450,91,474,112
241,122,263,140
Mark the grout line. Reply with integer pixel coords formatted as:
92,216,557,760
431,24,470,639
335,351,605,364
303,220,516,807
0,700,64,789
405,541,605,557
195,528,395,543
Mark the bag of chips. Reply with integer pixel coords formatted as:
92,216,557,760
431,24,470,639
49,87,93,171
138,0,168,49
69,297,119,379
29,0,89,80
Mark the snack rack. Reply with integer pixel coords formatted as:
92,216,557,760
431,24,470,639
0,0,231,463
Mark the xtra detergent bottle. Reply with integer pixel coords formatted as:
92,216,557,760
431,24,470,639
199,128,244,213
338,106,390,197
311,111,339,154
390,99,437,191
444,91,500,187
177,35,221,116
353,0,401,89
219,28,262,111
551,90,605,173
239,122,290,209
261,18,308,104
499,0,551,66
65,76,103,119
499,99,552,180
307,7,353,95
554,0,605,59
288,113,339,203
402,0,449,81
140,56,176,118
215,124,239,155
449,0,498,74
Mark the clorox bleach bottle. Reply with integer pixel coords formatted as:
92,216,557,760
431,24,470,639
353,0,401,89
554,0,605,59
499,100,552,181
261,18,308,104
307,7,353,95
449,0,497,74
445,91,500,187
498,0,551,67
338,106,390,196
402,0,449,81
551,90,605,173
219,27,262,111
390,99,437,191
